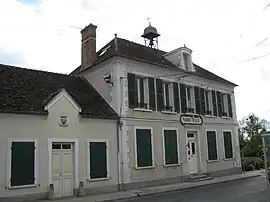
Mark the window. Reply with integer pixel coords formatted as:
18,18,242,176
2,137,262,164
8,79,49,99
206,131,218,161
9,140,37,187
137,76,149,109
205,90,213,115
163,129,179,165
216,91,233,118
89,140,108,180
221,94,229,117
183,52,191,70
135,128,154,168
186,86,195,113
223,131,233,159
163,82,173,111
128,73,156,110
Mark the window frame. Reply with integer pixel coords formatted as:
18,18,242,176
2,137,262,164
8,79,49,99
136,76,149,109
7,139,38,189
134,126,155,169
205,130,219,162
87,139,110,181
162,127,180,166
163,82,174,112
185,85,195,113
221,93,229,117
222,130,234,160
204,90,213,116
182,52,191,70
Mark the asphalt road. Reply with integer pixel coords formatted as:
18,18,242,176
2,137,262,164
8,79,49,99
126,176,270,202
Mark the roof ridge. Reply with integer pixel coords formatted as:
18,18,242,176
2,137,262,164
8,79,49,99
116,37,167,53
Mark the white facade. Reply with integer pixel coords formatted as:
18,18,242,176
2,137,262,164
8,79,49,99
0,90,119,200
80,54,241,188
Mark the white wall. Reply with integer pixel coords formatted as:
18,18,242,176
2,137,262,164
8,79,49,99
0,93,118,198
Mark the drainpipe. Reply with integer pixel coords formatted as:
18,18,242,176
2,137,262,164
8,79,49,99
117,118,124,191
116,118,121,191
116,75,125,191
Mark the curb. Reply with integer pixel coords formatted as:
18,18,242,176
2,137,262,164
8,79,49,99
95,174,262,202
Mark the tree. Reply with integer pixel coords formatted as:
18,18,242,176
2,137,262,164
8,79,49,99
239,113,268,157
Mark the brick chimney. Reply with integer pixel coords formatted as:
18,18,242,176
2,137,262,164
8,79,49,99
81,23,97,68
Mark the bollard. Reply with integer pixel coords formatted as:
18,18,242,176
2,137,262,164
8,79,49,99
77,181,86,197
48,184,55,200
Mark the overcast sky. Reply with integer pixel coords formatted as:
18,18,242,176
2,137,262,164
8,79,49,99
1,0,270,121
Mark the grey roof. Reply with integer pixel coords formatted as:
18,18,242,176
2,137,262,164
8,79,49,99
71,37,237,86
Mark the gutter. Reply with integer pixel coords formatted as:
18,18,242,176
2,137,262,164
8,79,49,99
79,113,119,120
0,110,48,116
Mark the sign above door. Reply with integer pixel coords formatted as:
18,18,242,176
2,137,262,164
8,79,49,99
180,114,203,126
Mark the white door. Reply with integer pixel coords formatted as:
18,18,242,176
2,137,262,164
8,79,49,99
187,133,198,173
52,143,74,197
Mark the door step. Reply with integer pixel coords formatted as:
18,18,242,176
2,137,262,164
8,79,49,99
187,173,214,182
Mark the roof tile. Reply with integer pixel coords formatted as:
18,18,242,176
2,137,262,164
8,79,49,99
0,64,118,118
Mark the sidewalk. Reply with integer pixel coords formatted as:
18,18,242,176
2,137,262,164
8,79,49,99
44,170,265,202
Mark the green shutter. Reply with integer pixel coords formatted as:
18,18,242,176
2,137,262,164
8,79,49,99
148,77,156,110
136,129,153,167
200,88,206,115
224,132,233,159
194,86,201,114
90,142,107,179
227,93,233,118
128,73,138,108
216,91,222,117
164,130,178,165
156,79,164,111
180,84,187,113
173,83,180,113
207,131,218,161
11,142,35,187
212,90,217,116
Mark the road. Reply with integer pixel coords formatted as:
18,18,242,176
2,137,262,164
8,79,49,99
125,176,270,202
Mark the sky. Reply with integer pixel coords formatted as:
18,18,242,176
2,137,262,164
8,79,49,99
0,0,270,121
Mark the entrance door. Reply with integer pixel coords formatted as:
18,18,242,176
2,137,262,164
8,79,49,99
52,143,74,197
187,132,198,173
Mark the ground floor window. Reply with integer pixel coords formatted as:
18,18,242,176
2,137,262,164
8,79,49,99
89,140,108,179
135,127,154,168
163,129,179,165
206,131,218,161
9,140,37,187
223,131,233,159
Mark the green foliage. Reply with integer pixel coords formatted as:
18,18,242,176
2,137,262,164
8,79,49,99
241,157,264,171
239,113,268,158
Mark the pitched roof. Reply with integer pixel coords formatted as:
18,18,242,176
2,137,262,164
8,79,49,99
71,37,237,86
0,64,118,119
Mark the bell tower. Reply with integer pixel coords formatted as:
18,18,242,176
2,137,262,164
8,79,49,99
141,21,160,49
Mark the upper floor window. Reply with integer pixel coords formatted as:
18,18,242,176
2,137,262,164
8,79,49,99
205,90,213,116
128,73,155,110
136,76,148,109
221,93,228,117
216,92,233,118
186,86,195,113
163,82,173,111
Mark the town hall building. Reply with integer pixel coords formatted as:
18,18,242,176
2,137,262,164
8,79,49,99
0,22,241,201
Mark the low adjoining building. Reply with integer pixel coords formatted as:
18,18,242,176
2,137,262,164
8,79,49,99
0,65,119,200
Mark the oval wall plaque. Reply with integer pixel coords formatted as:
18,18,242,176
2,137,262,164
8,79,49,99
180,114,203,126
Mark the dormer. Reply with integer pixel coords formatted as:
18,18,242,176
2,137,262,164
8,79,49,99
163,45,195,72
